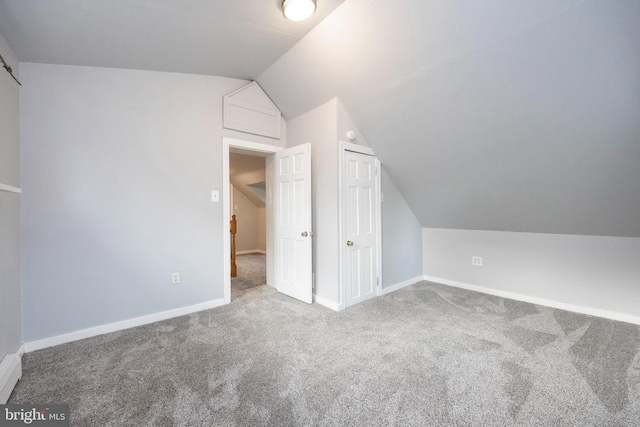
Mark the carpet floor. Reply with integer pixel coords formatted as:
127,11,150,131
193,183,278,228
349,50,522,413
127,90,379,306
9,281,640,426
231,254,266,299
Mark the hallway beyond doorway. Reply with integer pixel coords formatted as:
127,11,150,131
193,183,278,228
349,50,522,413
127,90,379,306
231,253,266,298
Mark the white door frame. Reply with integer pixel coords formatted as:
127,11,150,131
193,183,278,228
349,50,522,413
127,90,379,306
222,137,283,303
338,141,382,310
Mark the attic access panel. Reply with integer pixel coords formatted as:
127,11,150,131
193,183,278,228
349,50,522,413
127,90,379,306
223,82,282,139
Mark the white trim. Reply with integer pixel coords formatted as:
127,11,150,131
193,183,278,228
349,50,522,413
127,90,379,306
236,249,266,255
374,157,382,299
223,137,282,304
340,140,375,156
225,138,284,154
0,350,22,404
338,144,346,311
380,276,424,295
423,275,640,326
24,298,226,352
0,183,21,194
338,141,382,310
313,294,341,311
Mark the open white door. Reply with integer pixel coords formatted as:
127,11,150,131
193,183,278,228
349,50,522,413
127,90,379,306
275,143,312,303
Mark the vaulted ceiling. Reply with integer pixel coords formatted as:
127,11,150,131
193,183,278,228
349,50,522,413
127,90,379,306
0,0,345,79
258,0,640,237
1,0,639,237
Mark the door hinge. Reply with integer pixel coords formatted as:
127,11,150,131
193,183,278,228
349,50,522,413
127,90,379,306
374,166,378,175
376,277,379,285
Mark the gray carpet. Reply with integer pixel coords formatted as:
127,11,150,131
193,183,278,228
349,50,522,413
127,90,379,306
9,281,640,426
231,253,266,298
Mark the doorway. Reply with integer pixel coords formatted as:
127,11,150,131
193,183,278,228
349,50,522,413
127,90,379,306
229,152,268,298
223,138,281,303
222,138,313,305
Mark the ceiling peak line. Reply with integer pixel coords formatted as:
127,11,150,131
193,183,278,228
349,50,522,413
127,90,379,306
0,51,21,85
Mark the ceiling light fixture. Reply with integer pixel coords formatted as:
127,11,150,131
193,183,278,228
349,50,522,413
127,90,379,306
282,0,317,21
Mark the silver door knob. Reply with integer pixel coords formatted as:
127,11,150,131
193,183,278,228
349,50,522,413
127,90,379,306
302,231,313,237
346,240,354,246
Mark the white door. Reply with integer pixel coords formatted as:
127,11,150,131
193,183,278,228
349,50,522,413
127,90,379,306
344,150,379,307
275,143,313,303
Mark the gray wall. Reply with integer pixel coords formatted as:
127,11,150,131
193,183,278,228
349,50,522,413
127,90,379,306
20,63,285,342
423,228,640,320
381,170,423,287
0,31,21,358
286,99,339,303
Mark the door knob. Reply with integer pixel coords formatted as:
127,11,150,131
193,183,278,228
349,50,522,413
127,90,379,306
346,240,354,246
301,231,313,237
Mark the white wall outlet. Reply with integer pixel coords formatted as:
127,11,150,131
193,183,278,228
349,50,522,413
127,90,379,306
472,256,483,267
211,190,219,202
172,272,180,284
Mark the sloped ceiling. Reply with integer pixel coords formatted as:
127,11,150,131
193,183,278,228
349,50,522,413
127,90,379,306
0,0,345,79
258,0,640,237
1,0,639,237
230,153,266,207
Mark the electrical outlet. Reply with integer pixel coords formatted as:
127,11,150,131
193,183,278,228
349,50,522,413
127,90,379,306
172,272,180,284
472,256,483,267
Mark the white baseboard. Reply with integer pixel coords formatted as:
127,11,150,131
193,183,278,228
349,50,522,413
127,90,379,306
315,276,424,311
423,275,640,326
236,249,266,255
0,347,23,404
313,294,340,311
380,276,424,296
24,298,227,353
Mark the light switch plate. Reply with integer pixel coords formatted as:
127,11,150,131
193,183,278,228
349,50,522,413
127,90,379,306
211,190,219,202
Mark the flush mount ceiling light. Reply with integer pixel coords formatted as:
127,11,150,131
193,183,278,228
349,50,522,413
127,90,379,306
282,0,317,21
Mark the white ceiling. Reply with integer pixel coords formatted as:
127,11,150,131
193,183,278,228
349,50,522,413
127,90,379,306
2,0,639,237
0,0,345,79
258,0,640,237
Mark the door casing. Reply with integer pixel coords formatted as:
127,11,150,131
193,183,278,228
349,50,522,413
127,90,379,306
222,137,283,303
